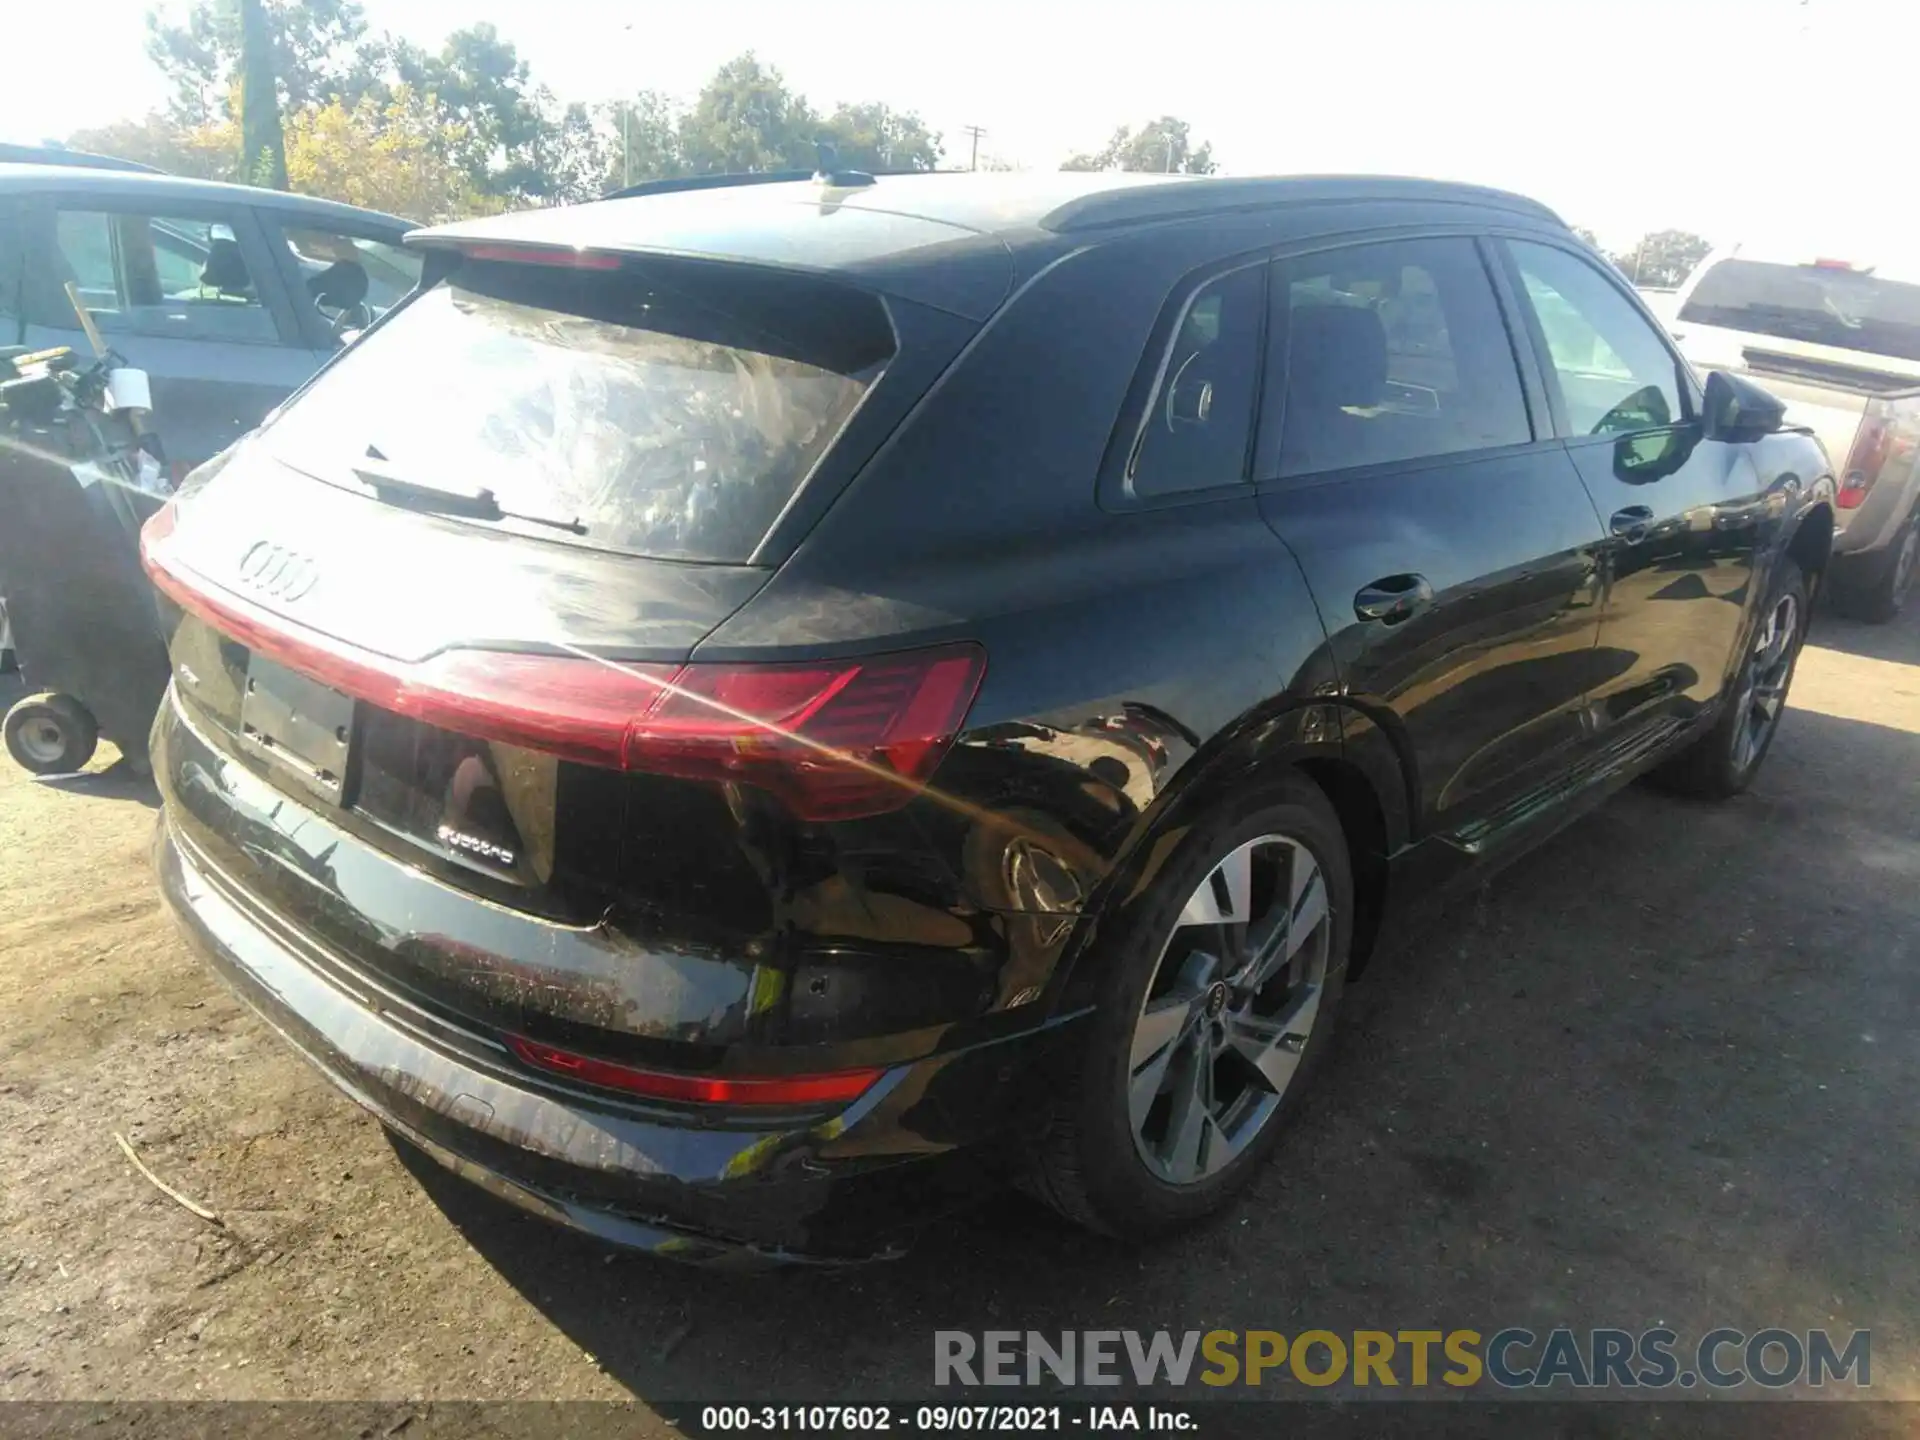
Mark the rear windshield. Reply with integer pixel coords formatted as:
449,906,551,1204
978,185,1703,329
262,256,894,562
1678,259,1920,363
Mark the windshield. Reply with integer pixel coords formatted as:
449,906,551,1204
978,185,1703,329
1678,258,1920,363
263,257,893,563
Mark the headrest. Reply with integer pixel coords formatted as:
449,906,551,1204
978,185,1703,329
308,260,370,310
200,238,252,294
1288,304,1388,411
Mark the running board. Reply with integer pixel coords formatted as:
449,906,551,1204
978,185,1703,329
1443,716,1691,857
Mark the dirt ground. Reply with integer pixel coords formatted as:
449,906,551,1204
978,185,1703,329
2,608,1918,1422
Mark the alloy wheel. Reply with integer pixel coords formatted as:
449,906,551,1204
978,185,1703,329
16,718,69,767
1127,834,1333,1185
1732,590,1800,774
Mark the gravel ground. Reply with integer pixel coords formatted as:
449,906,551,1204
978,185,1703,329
1,610,1916,1426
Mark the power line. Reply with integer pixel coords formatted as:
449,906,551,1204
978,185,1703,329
961,124,987,172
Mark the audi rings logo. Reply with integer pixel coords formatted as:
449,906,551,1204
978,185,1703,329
235,542,319,602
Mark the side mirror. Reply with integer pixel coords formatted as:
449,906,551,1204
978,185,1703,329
1703,370,1786,444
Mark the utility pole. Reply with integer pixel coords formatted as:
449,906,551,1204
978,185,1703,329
622,22,636,188
962,124,987,171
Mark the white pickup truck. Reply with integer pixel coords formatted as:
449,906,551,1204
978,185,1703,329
1669,247,1920,620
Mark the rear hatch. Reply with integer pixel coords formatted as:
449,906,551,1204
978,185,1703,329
144,246,961,1055
1674,256,1920,518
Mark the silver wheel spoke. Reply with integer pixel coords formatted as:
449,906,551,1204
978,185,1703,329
1160,1043,1217,1177
1227,989,1319,1094
1128,995,1197,1126
1178,841,1254,927
1288,863,1329,968
1235,849,1328,993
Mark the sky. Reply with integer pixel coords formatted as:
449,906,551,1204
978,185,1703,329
6,0,1914,255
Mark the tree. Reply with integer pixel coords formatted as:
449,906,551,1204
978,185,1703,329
146,0,368,124
678,53,819,174
394,24,547,197
1570,225,1602,249
1612,229,1712,288
283,86,480,220
819,102,941,173
236,0,287,188
604,92,684,191
508,99,612,206
1062,116,1216,174
67,112,239,181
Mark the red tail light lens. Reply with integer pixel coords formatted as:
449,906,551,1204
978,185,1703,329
1840,404,1894,509
142,514,984,819
626,648,985,820
507,1036,881,1106
456,243,623,270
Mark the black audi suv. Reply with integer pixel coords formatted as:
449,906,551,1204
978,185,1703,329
143,170,1835,1264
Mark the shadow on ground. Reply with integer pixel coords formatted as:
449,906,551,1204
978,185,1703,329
389,699,1920,1404
1810,602,1920,665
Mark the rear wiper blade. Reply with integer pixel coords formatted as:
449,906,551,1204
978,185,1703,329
351,456,586,535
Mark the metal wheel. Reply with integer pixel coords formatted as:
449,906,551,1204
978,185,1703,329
14,716,69,767
1732,589,1800,774
1127,833,1333,1185
1890,524,1919,613
4,693,99,775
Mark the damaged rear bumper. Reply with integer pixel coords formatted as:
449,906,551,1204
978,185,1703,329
153,815,1067,1266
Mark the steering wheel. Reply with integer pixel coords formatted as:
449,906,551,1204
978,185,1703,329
1163,348,1216,431
324,300,373,342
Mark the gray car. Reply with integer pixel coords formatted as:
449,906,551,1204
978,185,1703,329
0,164,418,469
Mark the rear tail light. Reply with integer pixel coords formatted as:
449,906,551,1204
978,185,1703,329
142,513,984,820
627,649,985,820
1839,396,1920,509
507,1036,881,1106
454,242,623,270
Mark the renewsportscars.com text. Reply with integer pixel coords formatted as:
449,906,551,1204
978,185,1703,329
934,1328,1870,1391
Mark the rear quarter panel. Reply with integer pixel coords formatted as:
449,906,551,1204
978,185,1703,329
700,232,1345,940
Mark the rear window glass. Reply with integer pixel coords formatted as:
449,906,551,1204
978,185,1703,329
1678,259,1920,363
263,257,894,563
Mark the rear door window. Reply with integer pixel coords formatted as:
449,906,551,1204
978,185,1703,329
1126,264,1267,498
266,220,422,347
1264,236,1532,478
0,200,23,328
260,256,895,564
1507,240,1685,437
45,209,282,344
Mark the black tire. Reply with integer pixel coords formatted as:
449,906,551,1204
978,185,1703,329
1830,519,1918,624
4,693,100,775
1651,558,1808,800
1025,771,1352,1239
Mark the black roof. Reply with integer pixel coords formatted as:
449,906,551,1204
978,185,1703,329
413,171,1566,321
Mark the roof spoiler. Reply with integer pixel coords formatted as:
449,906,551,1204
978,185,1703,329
602,153,964,203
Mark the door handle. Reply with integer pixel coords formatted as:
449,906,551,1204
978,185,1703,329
1354,574,1434,625
1610,505,1655,543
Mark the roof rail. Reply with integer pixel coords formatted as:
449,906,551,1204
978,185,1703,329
1042,175,1563,234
